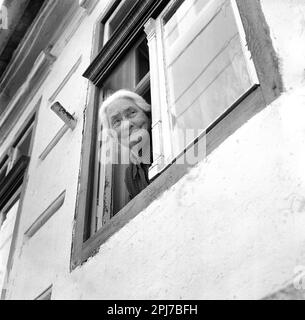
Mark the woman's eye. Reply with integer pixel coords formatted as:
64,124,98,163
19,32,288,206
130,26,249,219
129,110,137,117
112,119,121,127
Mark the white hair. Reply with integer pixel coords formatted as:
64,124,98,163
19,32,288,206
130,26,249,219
99,89,151,129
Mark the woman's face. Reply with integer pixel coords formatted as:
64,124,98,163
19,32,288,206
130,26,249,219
107,98,151,148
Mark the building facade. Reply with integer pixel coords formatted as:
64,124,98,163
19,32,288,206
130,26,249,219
0,0,305,300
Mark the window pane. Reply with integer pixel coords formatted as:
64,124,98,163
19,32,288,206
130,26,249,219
135,39,150,85
163,0,256,154
103,48,136,92
103,38,149,92
104,0,137,45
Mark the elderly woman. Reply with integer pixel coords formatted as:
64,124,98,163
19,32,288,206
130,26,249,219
99,89,152,203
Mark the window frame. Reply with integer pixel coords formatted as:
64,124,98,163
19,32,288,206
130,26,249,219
0,105,39,299
103,0,140,46
153,0,261,165
71,0,283,270
92,34,151,236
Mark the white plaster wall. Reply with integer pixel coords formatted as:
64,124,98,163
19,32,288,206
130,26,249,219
261,0,305,90
50,88,305,300
2,2,101,299
3,0,305,300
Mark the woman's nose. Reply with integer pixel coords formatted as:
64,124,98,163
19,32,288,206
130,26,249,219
120,119,134,134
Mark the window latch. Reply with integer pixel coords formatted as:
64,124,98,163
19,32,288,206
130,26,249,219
51,102,77,130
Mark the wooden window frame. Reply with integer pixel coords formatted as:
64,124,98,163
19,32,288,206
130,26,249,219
147,0,262,173
0,113,35,180
92,35,151,235
71,0,283,270
0,105,39,299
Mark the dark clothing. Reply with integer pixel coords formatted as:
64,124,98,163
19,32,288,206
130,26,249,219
124,163,150,199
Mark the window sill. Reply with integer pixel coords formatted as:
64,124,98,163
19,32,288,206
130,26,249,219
72,86,266,269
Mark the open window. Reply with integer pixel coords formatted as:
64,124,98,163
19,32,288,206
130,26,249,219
0,114,35,221
85,0,153,238
0,113,36,294
146,0,260,170
73,0,282,268
89,35,151,238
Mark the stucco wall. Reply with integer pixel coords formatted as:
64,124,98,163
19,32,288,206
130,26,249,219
3,0,305,300
1,0,97,298
261,0,305,90
52,88,305,300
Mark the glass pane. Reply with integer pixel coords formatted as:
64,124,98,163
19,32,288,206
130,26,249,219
104,0,137,45
103,38,149,92
103,49,136,92
163,0,256,154
142,88,151,105
135,39,150,85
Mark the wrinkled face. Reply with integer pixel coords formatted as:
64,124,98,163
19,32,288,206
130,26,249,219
107,98,151,148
